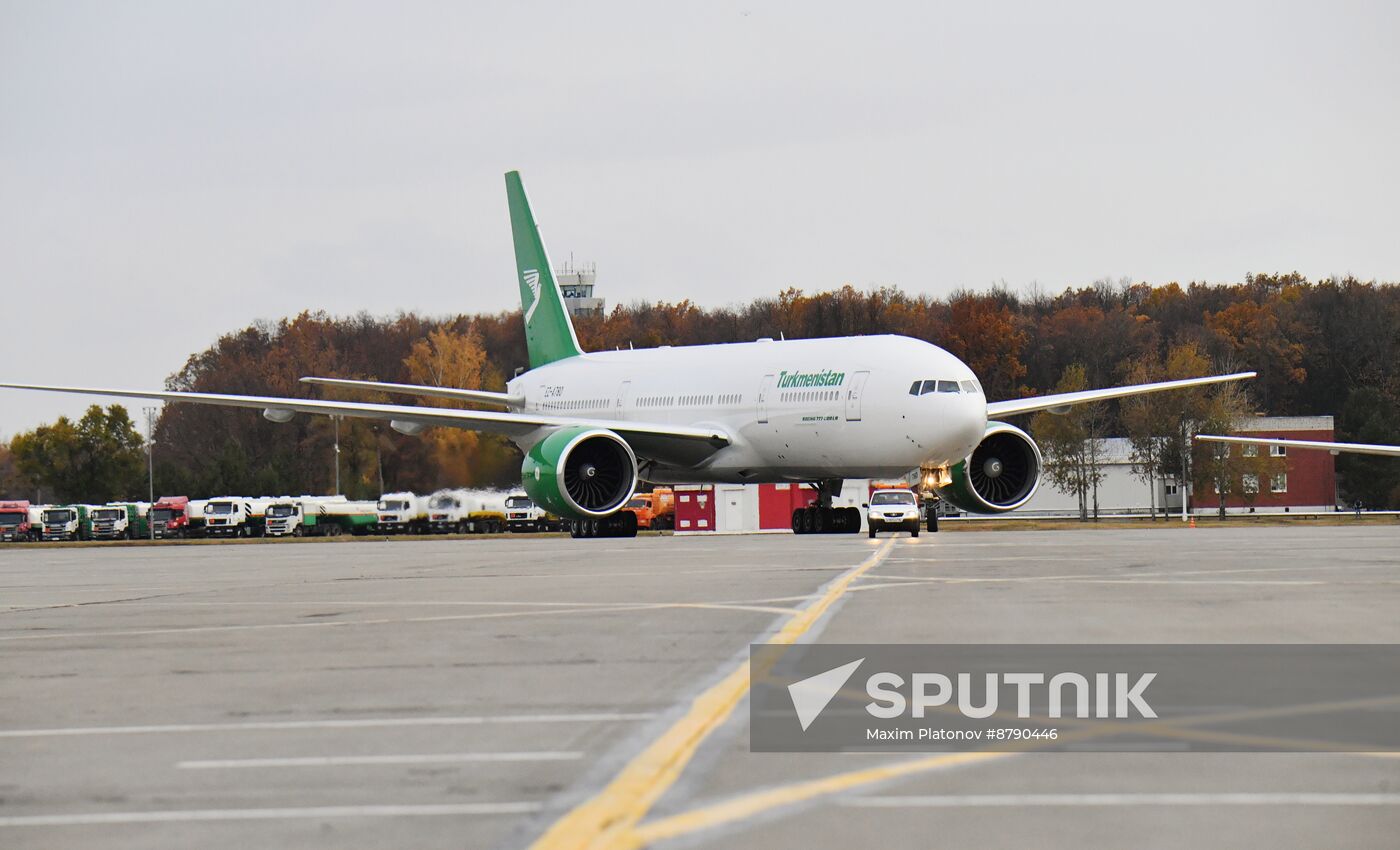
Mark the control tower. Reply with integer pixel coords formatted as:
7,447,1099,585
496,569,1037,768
556,261,605,318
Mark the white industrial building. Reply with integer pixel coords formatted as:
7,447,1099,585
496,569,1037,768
1017,437,1175,516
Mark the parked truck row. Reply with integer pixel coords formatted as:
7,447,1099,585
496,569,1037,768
1,486,677,543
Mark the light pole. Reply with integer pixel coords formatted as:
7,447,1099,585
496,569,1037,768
1180,421,1191,523
333,415,341,495
144,406,157,540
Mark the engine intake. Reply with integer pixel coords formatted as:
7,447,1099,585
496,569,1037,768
521,427,638,519
933,422,1042,513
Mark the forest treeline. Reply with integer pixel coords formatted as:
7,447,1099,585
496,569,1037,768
3,273,1398,507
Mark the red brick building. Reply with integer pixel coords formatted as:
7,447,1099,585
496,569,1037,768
1211,415,1337,512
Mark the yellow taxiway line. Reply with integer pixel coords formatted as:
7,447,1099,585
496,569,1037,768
526,538,897,850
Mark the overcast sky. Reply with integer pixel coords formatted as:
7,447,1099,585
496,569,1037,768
2,0,1398,434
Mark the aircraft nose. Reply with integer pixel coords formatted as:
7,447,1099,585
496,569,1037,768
954,392,988,458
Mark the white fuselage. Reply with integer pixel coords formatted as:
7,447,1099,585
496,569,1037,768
506,335,988,483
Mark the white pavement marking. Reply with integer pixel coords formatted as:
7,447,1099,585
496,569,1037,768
845,793,1400,808
0,602,681,642
0,712,656,738
178,751,583,769
0,802,542,827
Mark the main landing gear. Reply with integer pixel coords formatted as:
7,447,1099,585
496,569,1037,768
569,511,639,539
790,479,863,535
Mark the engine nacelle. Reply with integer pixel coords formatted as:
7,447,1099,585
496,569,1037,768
521,426,639,519
933,421,1042,513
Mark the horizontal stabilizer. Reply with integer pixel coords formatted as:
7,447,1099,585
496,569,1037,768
1195,434,1400,458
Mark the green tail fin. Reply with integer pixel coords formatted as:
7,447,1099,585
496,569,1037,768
505,171,585,369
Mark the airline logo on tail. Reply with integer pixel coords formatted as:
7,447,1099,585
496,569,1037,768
523,269,541,322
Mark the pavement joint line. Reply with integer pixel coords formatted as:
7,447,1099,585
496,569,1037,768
525,537,897,850
0,713,658,738
0,802,543,827
842,793,1400,808
177,751,585,769
0,601,751,642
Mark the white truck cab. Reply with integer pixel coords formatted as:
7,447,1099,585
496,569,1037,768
505,492,559,532
865,488,921,538
203,497,271,537
89,505,132,540
376,492,427,534
40,506,88,541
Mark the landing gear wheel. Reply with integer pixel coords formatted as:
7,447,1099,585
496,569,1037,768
813,508,829,534
791,509,805,535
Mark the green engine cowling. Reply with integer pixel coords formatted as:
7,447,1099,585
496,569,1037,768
933,421,1042,513
521,426,639,519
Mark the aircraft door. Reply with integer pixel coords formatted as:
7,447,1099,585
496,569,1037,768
615,381,631,417
757,374,774,424
845,371,870,421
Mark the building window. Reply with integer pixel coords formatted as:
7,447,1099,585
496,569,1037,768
1271,473,1287,493
1242,474,1259,494
1165,483,1179,496
1243,444,1259,457
1270,445,1287,457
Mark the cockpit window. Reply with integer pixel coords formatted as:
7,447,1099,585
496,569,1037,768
914,379,962,395
960,380,977,393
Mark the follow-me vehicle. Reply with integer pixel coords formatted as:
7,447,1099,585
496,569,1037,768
0,172,1254,539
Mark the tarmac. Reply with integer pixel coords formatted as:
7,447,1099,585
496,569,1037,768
2,524,1398,849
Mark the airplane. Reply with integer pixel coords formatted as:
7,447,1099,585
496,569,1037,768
1,171,1257,538
1195,435,1400,458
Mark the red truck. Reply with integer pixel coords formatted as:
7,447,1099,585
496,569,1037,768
150,496,196,539
0,500,38,542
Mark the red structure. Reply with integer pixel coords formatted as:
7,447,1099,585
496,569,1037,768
758,483,817,530
673,486,715,531
1215,417,1337,511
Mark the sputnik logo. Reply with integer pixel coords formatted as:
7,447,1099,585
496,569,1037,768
788,658,863,731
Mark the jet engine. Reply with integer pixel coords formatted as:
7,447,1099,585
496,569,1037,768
520,426,639,519
933,422,1042,513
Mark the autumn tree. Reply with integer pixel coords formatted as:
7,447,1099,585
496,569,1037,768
1032,365,1108,521
0,439,37,500
403,327,519,488
10,405,147,504
940,293,1028,401
1336,386,1400,509
1190,379,1276,518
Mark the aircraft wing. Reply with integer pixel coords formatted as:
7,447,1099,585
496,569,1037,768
0,383,730,455
986,372,1257,418
299,376,525,408
1195,434,1400,458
